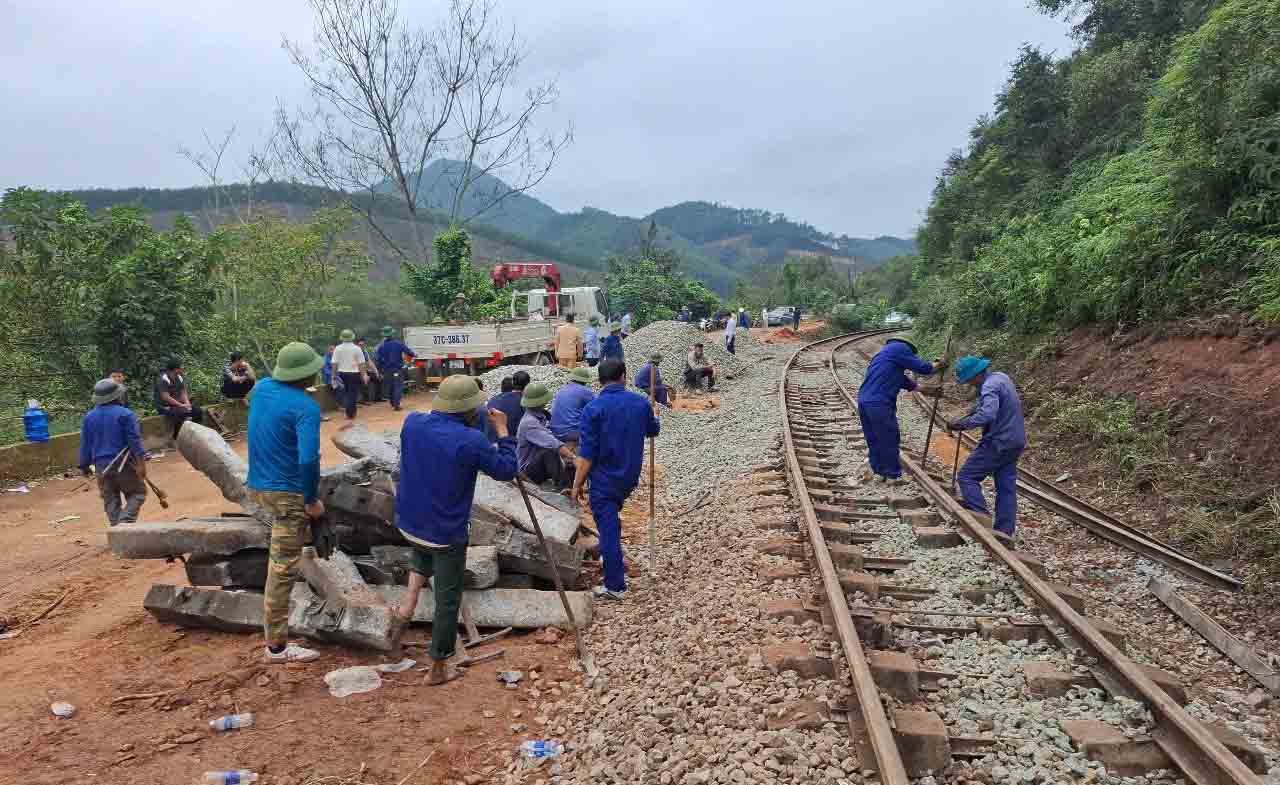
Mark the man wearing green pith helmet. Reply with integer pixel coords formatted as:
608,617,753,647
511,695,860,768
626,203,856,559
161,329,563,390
248,342,328,663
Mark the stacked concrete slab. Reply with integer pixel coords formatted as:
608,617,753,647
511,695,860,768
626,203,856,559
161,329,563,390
116,422,592,651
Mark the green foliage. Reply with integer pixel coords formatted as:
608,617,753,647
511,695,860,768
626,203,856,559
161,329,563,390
400,227,504,320
212,208,371,369
603,251,720,326
910,0,1280,343
0,189,218,433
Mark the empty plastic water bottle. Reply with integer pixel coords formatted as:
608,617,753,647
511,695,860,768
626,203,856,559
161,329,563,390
22,400,49,443
519,740,564,759
202,772,258,784
208,713,255,732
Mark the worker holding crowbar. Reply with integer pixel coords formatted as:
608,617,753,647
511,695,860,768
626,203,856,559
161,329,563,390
856,338,946,486
572,358,660,601
919,329,954,466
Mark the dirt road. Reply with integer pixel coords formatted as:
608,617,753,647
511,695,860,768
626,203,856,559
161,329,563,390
0,395,579,785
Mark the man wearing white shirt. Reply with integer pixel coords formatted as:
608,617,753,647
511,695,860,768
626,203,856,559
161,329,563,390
331,329,368,421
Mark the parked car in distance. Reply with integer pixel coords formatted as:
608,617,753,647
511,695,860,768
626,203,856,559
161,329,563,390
766,306,797,326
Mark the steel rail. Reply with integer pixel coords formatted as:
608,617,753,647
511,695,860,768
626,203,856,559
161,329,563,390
827,332,1260,785
833,331,1238,590
900,387,1242,591
780,328,908,785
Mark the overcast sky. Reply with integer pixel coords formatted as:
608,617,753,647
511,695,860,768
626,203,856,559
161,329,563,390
1,1,1073,238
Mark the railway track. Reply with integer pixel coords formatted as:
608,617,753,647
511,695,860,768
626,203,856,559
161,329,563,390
775,329,1264,785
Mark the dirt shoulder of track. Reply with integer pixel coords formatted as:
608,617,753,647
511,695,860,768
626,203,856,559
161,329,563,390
0,394,593,785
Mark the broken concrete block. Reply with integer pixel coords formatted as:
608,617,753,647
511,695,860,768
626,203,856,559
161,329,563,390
288,581,395,652
110,518,269,559
185,549,268,588
465,545,500,589
374,585,592,629
300,549,389,608
177,422,269,522
331,425,399,470
761,640,834,679
144,583,264,633
470,518,583,584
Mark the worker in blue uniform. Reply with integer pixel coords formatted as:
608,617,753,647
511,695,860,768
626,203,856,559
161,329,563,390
79,378,150,526
634,352,673,406
375,326,417,411
600,322,625,363
550,366,596,445
572,358,660,601
392,375,517,684
856,338,944,484
947,356,1026,543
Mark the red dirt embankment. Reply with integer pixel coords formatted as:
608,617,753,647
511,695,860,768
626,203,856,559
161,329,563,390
1017,323,1280,494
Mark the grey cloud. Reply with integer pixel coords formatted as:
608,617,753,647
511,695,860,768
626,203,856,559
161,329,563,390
0,0,1072,238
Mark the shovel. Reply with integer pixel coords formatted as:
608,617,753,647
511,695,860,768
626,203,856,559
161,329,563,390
514,476,598,677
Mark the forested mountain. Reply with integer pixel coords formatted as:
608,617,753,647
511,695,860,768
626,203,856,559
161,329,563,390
903,0,1280,335
63,174,917,295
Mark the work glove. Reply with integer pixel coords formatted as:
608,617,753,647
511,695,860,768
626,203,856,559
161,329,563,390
310,516,338,560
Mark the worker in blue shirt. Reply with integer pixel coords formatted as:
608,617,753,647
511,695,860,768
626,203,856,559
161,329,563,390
375,326,417,411
583,317,602,367
737,308,750,329
947,356,1027,543
572,358,660,600
79,378,150,526
601,322,625,363
634,352,673,407
245,342,326,664
678,306,691,323
857,338,945,484
486,370,529,442
391,375,517,685
550,366,596,444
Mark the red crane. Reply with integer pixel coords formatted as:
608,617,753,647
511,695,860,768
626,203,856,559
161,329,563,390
490,261,563,315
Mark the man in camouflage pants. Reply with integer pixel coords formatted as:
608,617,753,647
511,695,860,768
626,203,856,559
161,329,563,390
247,342,327,663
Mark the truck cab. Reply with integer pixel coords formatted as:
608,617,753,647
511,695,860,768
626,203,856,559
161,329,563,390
516,286,608,323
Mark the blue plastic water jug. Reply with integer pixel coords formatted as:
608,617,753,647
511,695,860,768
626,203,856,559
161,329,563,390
23,400,50,443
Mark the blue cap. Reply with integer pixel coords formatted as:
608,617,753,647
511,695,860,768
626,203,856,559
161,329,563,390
955,356,990,384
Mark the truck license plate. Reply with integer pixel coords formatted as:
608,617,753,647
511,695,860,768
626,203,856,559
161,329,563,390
433,334,470,345
448,360,465,369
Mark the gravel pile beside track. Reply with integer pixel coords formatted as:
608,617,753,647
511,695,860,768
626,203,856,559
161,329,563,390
839,336,1280,780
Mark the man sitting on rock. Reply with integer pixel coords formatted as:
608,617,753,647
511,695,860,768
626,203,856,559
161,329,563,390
392,375,516,684
517,382,575,490
684,342,715,391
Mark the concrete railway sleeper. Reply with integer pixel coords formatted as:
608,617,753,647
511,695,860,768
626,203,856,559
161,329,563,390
771,330,1264,785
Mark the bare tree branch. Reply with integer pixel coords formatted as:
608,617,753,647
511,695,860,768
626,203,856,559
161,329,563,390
274,0,569,261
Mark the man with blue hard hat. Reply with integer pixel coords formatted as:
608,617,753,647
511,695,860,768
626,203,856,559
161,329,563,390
856,337,945,484
947,356,1026,544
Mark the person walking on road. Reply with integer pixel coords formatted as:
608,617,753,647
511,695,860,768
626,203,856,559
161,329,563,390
724,310,738,355
555,313,583,369
79,378,150,526
572,358,660,600
737,307,750,329
331,329,367,421
391,375,517,685
155,357,205,443
247,342,327,664
375,326,417,411
791,306,801,331
583,317,602,367
947,356,1026,544
620,308,634,338
357,337,382,404
550,366,596,446
856,338,945,485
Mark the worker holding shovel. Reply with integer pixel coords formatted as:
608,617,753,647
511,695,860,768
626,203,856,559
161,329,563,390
79,378,151,526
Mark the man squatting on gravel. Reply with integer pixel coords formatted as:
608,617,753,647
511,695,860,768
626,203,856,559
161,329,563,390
391,374,517,685
572,357,661,601
856,338,946,485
